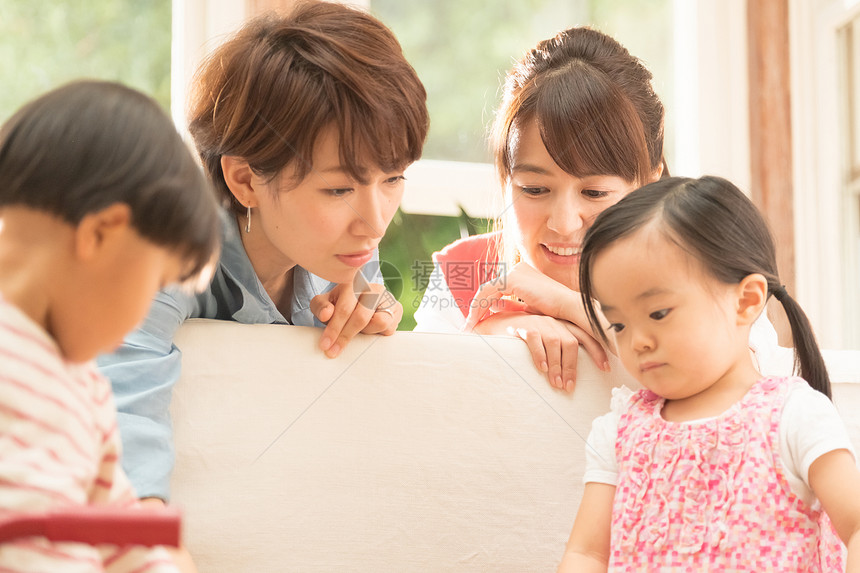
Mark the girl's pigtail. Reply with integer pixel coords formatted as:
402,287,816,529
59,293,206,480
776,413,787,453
771,285,831,399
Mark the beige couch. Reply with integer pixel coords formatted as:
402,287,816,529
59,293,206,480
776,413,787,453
170,320,860,572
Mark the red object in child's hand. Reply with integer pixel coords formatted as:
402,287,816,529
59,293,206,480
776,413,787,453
0,506,181,547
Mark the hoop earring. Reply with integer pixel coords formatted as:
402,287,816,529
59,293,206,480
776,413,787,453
245,205,252,234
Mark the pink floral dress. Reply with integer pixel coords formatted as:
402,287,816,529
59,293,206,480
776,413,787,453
610,376,845,571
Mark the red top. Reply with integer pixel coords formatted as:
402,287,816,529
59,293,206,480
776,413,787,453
432,232,503,318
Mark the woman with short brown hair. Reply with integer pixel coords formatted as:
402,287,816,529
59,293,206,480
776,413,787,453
99,0,429,504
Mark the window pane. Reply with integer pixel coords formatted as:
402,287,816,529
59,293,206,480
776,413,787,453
0,0,172,121
372,0,673,165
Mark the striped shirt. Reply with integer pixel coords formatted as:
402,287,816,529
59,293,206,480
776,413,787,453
0,296,178,572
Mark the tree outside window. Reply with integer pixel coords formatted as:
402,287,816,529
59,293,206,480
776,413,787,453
0,0,171,121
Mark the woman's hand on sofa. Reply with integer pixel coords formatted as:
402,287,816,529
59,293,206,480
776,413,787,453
312,282,401,358
473,311,606,392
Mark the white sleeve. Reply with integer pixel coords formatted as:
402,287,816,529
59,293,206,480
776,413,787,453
412,263,467,333
582,387,632,485
780,381,857,503
749,312,785,376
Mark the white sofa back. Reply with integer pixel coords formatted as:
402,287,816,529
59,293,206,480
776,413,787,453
170,320,860,572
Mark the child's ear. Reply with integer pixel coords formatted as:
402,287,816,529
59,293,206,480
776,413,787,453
221,156,259,209
74,203,132,261
735,273,768,325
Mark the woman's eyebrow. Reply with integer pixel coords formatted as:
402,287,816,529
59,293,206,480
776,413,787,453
511,163,550,175
317,165,347,175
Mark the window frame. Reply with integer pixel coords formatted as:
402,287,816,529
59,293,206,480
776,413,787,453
790,0,860,349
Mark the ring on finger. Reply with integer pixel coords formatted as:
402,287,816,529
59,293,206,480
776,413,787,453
375,307,394,317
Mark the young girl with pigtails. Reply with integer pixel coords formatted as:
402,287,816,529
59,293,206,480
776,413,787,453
558,176,860,572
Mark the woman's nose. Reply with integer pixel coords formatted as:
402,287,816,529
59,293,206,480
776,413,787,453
351,187,388,238
546,195,586,236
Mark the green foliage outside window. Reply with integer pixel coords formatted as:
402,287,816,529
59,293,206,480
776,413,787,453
0,0,171,121
379,209,492,331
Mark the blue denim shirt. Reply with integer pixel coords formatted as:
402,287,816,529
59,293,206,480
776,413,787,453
97,208,381,500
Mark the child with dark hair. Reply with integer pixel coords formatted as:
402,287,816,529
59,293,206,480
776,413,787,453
0,80,220,570
559,176,860,571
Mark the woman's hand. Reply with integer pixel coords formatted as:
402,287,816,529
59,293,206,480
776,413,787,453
462,261,609,389
464,262,590,331
473,311,608,392
311,282,401,358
